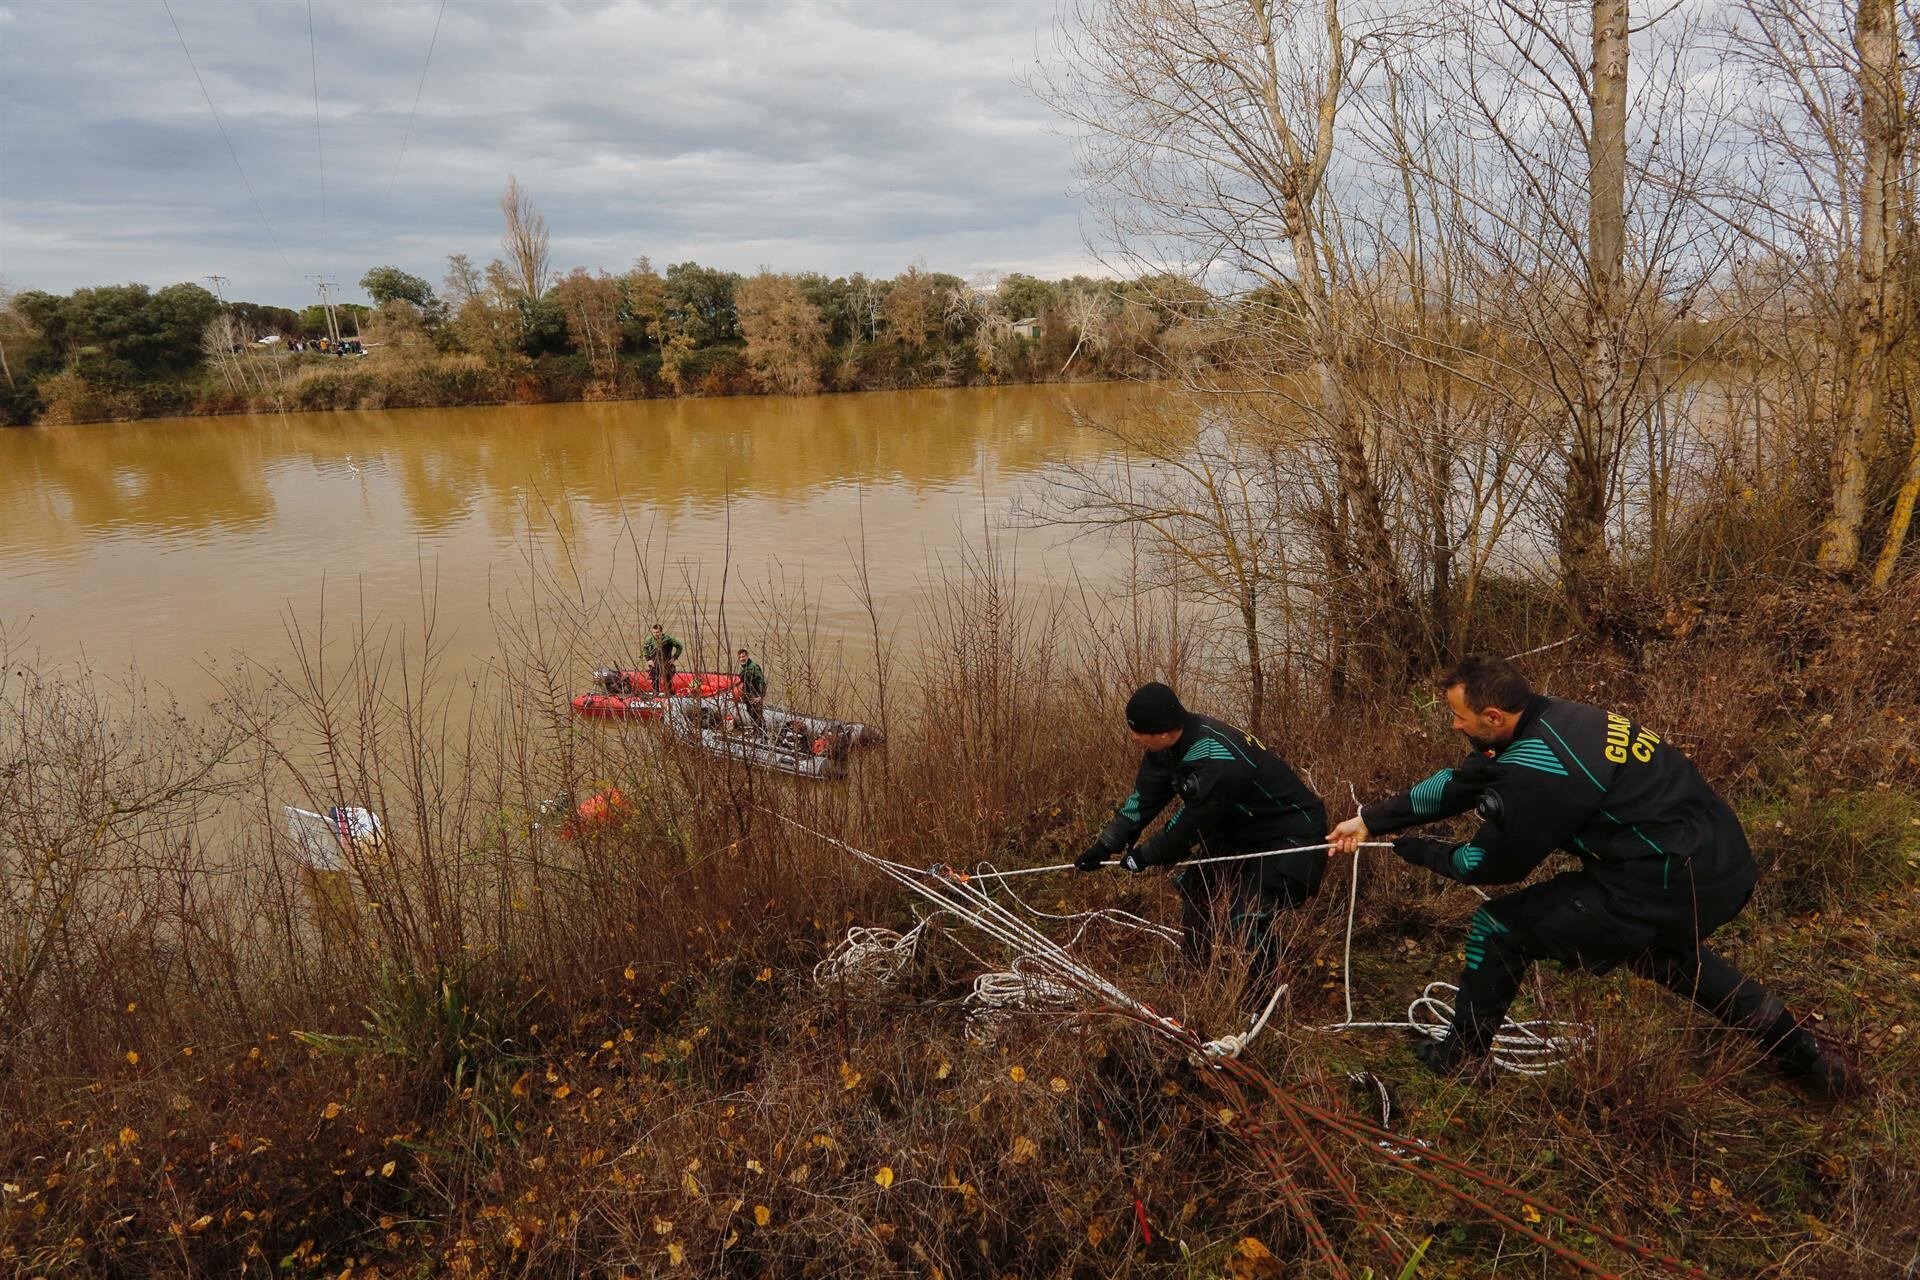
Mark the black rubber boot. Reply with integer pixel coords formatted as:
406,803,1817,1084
1414,1030,1494,1082
1415,989,1506,1081
1635,947,1862,1099
1769,1026,1862,1099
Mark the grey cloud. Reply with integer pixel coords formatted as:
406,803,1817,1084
0,0,1090,307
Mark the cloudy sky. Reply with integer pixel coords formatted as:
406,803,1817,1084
0,0,1095,309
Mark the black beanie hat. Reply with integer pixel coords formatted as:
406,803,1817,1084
1125,682,1185,734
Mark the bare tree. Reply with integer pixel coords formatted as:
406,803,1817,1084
1028,401,1299,732
551,268,624,384
1825,0,1905,573
1726,0,1918,584
1567,0,1631,618
200,313,250,393
1419,0,1745,621
1036,0,1417,688
1057,285,1109,373
499,174,552,305
442,253,484,311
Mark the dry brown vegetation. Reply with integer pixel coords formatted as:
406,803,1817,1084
2,533,1917,1277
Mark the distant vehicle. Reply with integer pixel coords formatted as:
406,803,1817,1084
255,334,282,345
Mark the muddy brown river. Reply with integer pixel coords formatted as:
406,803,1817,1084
0,383,1163,703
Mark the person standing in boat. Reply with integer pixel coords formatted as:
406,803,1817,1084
736,647,768,730
1075,682,1328,997
645,623,683,694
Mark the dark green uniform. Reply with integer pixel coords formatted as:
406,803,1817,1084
1369,693,1841,1086
1092,712,1327,988
644,631,682,693
737,657,767,729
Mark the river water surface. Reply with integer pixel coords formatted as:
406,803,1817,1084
0,384,1161,702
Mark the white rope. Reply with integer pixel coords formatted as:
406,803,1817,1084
776,811,1588,1075
812,917,943,988
960,839,1392,881
1199,978,1290,1060
771,811,1192,1044
1321,846,1589,1076
964,958,1087,1042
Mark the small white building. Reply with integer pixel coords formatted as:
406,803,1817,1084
1010,316,1041,340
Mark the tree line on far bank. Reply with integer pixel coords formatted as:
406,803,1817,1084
0,178,1205,427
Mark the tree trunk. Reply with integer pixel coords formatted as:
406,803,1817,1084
1562,0,1629,623
1873,376,1920,587
1286,188,1411,681
1818,0,1901,573
1240,596,1266,739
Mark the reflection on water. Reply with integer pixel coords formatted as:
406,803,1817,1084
0,384,1157,698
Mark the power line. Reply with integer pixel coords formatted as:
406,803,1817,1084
387,0,450,198
161,0,300,282
308,0,329,280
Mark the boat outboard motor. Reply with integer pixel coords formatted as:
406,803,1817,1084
593,667,633,696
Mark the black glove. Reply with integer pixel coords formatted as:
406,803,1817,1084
1392,836,1452,874
1119,849,1149,873
1074,840,1113,872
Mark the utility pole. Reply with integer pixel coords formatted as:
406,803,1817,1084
311,275,342,347
205,274,230,308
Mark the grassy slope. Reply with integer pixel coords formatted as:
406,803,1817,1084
3,590,1918,1278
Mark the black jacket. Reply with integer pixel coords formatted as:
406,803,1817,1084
1364,695,1756,920
1097,713,1328,894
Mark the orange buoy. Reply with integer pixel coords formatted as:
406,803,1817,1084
562,788,627,839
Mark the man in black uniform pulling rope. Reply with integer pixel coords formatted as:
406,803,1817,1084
1329,654,1856,1095
1077,683,1328,997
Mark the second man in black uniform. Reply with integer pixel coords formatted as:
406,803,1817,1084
1076,683,1328,994
1330,654,1853,1094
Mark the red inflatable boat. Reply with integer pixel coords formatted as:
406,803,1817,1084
570,669,741,718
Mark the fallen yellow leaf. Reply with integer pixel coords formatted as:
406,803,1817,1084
380,1160,396,1178
875,1166,894,1189
1050,1077,1069,1093
1009,1065,1026,1083
754,1204,771,1226
321,1102,341,1120
668,1241,685,1265
1011,1135,1038,1164
1521,1204,1542,1224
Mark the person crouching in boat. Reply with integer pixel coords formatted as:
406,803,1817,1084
736,647,768,730
645,623,683,694
1075,682,1328,999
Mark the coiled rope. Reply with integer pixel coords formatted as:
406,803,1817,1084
804,822,1588,1073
